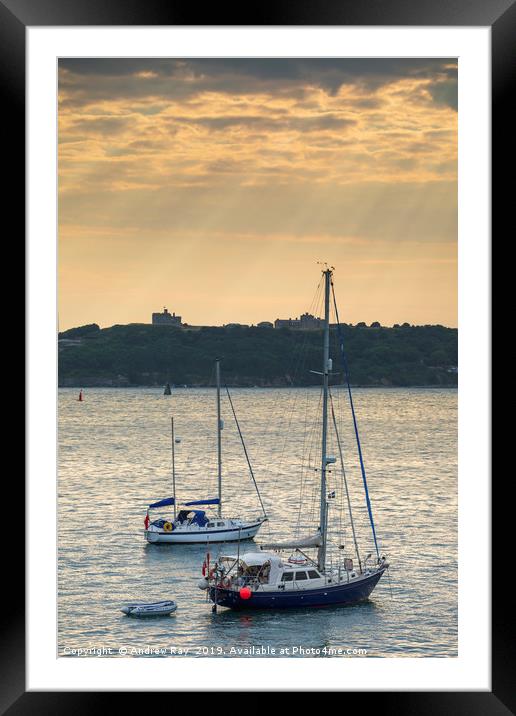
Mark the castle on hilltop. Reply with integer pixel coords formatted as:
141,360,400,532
274,312,323,330
152,307,182,326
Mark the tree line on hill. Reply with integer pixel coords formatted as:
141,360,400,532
58,322,457,388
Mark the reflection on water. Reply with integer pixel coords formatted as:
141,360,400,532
58,387,457,657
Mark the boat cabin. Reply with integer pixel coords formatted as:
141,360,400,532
206,519,229,528
219,552,325,588
220,553,281,585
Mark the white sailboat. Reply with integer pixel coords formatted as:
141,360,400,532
198,268,389,609
144,360,268,544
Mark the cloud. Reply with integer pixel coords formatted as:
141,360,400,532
58,58,458,109
57,58,457,332
58,58,457,244
65,116,131,135
168,113,356,133
427,78,458,110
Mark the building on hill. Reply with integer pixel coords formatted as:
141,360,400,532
274,312,323,330
152,307,182,326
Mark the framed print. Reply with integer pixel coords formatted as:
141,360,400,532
4,0,510,709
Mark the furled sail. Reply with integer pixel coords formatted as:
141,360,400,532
258,532,323,550
149,497,175,509
184,498,220,506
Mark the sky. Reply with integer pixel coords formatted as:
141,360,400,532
58,58,457,330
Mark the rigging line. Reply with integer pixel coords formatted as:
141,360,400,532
329,304,347,554
331,279,380,560
266,277,324,496
295,388,311,533
262,277,324,533
224,384,268,519
303,389,323,525
258,322,313,493
261,273,322,455
295,386,323,534
329,388,362,573
298,389,320,527
204,363,217,478
279,277,323,413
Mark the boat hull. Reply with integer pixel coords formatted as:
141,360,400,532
209,568,386,610
121,600,176,617
145,521,263,544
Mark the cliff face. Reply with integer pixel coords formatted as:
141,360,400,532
58,323,458,388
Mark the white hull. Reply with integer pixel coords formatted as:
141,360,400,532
145,521,263,544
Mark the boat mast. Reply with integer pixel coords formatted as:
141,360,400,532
171,417,177,519
216,359,223,517
318,267,332,570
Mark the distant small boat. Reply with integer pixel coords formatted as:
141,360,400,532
120,600,177,617
164,383,172,395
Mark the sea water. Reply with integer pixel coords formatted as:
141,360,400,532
58,387,457,658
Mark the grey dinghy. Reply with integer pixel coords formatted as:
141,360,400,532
121,600,177,617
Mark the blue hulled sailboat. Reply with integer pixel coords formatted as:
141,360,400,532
198,267,388,610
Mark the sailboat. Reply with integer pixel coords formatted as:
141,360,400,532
145,360,268,544
198,268,388,609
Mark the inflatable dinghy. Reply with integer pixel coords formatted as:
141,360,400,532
121,600,177,617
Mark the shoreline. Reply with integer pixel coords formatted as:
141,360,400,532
58,383,457,390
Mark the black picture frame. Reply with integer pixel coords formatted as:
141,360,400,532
5,0,508,710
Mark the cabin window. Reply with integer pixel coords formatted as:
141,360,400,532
281,572,293,582
308,570,320,579
295,571,308,580
217,522,224,527
207,523,215,528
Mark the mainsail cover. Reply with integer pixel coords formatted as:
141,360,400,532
259,533,323,550
184,498,220,506
149,497,175,509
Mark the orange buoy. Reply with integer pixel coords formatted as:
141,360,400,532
239,586,252,600
78,389,83,402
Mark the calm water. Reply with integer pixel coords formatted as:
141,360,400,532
58,387,457,658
